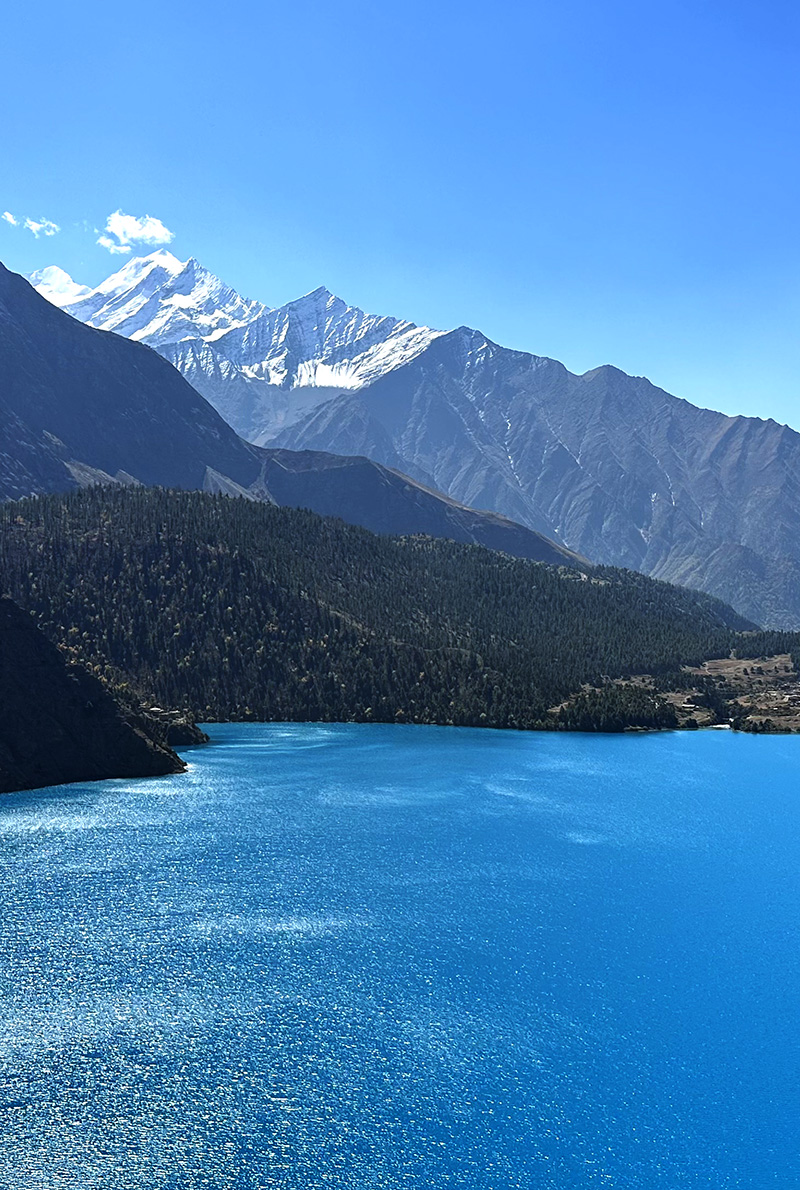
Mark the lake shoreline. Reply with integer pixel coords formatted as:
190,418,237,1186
7,709,797,800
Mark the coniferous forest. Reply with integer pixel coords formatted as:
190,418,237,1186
0,486,790,732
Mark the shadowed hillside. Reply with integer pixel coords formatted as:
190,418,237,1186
0,597,184,793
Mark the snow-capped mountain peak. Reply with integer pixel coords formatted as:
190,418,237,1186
27,265,91,306
32,250,265,347
96,248,185,289
30,254,444,442
213,282,441,389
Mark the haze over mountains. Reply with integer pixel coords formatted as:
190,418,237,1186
33,251,800,628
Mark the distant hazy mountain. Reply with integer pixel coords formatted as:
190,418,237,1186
33,253,800,626
2,262,579,568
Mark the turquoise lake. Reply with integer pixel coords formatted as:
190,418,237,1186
0,723,798,1188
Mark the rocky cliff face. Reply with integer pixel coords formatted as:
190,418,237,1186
0,598,185,794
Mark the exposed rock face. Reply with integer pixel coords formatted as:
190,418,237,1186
140,707,210,747
255,448,586,567
0,598,185,794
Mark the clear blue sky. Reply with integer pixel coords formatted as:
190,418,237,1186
2,0,799,425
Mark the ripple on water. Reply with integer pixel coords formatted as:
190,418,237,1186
0,722,797,1188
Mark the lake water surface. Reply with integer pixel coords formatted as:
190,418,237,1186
0,723,798,1188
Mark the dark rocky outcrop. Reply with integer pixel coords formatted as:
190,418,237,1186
142,707,210,747
0,597,186,794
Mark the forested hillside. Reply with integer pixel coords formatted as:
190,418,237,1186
0,487,777,732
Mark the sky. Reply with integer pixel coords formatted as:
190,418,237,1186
1,0,799,425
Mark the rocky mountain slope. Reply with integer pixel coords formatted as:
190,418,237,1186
0,596,184,794
0,261,266,499
256,447,584,566
33,253,800,626
274,331,800,628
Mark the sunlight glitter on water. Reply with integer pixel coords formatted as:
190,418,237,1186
0,723,798,1188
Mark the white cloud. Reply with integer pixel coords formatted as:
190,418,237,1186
97,209,174,253
24,217,60,238
2,211,60,236
96,234,132,255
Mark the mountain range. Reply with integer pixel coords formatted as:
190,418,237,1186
30,254,443,444
2,256,798,766
32,252,800,628
0,261,578,567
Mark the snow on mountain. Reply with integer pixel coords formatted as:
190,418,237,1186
28,266,91,306
210,285,443,388
31,253,444,442
1,259,266,501
56,251,263,345
3,259,587,572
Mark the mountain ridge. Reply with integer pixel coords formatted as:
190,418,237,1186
255,446,587,567
1,261,582,569
31,253,800,627
0,259,265,499
32,251,445,443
